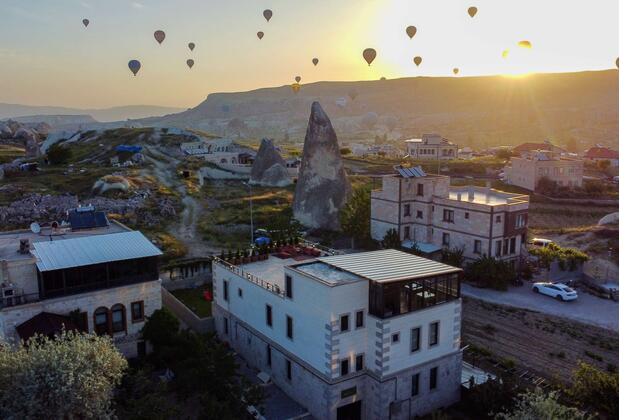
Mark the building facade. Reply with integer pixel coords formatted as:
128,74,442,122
503,153,584,191
584,146,619,168
371,169,529,264
405,134,458,160
213,249,463,420
0,221,162,358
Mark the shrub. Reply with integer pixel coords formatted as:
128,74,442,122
569,362,619,415
465,256,516,290
382,228,401,249
46,143,73,164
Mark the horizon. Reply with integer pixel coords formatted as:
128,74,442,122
2,0,619,109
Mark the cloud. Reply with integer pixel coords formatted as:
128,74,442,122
131,2,145,9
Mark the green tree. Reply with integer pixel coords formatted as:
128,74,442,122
141,307,180,352
340,186,371,249
465,256,516,290
441,247,465,268
46,143,73,164
495,389,591,420
569,362,619,415
0,331,127,419
382,228,401,249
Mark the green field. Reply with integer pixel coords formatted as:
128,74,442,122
171,286,212,318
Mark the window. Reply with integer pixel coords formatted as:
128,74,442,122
404,226,410,239
429,322,439,347
416,210,423,219
392,332,400,343
238,288,243,298
411,373,420,397
516,214,526,228
496,215,502,223
267,344,272,367
286,359,292,380
355,311,364,328
340,359,349,376
495,240,502,257
442,233,450,246
503,239,509,256
223,317,229,334
266,304,272,327
223,280,229,301
404,204,411,216
286,315,293,340
131,301,144,323
465,212,469,219
411,327,421,352
474,240,482,254
443,209,455,223
429,367,438,390
417,184,424,196
355,354,364,371
510,237,516,254
340,314,349,332
94,307,109,335
111,304,126,333
285,275,293,299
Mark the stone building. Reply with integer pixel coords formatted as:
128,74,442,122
371,167,530,265
213,249,463,420
0,218,162,357
503,152,584,191
405,134,458,160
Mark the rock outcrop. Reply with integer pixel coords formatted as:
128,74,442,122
293,102,351,230
14,127,41,158
249,138,292,187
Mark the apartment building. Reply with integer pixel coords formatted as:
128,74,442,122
371,167,530,264
503,152,584,191
512,141,566,158
213,249,463,420
405,134,458,160
0,213,162,357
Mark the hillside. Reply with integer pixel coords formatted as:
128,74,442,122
145,69,619,149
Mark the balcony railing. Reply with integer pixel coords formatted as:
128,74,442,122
213,257,285,298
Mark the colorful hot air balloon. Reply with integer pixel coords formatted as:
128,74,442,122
82,19,90,28
406,26,417,39
295,76,301,83
414,56,423,67
502,49,509,59
154,30,166,45
128,60,141,76
468,7,478,18
291,83,301,94
363,48,377,66
188,42,195,52
518,40,532,49
453,68,459,75
187,59,195,69
257,31,264,40
263,9,273,22
312,58,319,66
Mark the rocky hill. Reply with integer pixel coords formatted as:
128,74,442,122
143,69,619,149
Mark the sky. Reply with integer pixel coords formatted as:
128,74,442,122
1,0,619,109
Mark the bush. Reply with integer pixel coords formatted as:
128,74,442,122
465,256,516,290
442,247,465,268
46,143,73,164
495,389,591,420
382,228,401,249
462,377,523,419
569,362,619,415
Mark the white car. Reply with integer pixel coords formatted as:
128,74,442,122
532,282,578,301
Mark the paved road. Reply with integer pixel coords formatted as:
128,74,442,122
462,283,619,333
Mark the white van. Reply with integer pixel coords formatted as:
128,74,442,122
530,238,553,247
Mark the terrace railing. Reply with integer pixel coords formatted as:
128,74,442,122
212,256,285,298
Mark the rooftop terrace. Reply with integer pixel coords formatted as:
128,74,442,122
447,186,529,206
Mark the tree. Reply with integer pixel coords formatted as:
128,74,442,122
141,307,180,353
382,228,401,249
46,143,72,164
569,362,619,415
465,256,516,290
462,377,523,419
442,247,465,268
340,186,371,249
340,147,352,156
0,331,127,419
495,389,591,420
495,149,514,160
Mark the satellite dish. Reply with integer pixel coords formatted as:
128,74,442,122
30,222,41,234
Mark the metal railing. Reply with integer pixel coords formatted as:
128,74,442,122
299,239,343,256
212,256,285,298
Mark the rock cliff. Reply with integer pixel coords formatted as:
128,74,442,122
249,138,292,187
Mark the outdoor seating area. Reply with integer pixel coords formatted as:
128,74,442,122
273,244,322,260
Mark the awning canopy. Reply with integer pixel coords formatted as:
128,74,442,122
16,312,79,342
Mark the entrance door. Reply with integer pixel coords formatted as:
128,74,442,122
337,401,362,420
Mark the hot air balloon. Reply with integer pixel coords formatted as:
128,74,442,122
295,76,301,83
518,40,532,49
257,31,264,40
82,19,90,28
188,42,195,52
154,30,166,45
312,58,319,66
348,89,358,101
291,83,301,94
468,7,478,18
263,9,273,22
363,48,377,66
187,59,195,69
406,26,417,39
380,77,387,81
128,60,141,76
502,49,509,59
616,58,619,69
414,56,423,67
453,68,459,75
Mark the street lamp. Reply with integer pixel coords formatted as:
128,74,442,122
242,181,254,247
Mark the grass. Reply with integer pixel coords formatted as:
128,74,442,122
171,286,212,318
0,144,24,164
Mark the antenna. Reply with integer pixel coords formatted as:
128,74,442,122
30,222,41,234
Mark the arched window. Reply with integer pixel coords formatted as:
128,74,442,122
220,158,228,164
94,307,109,335
111,304,126,333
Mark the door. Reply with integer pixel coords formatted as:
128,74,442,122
337,401,362,420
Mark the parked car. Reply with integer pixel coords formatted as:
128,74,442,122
532,282,578,301
530,238,553,248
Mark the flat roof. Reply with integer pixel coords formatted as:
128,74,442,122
294,262,363,285
317,249,461,283
447,187,529,206
32,231,162,272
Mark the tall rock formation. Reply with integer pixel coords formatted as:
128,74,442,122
293,102,351,230
249,138,292,187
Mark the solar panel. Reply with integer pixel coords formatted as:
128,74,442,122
395,165,427,178
68,209,109,230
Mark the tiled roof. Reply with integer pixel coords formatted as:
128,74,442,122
585,147,619,159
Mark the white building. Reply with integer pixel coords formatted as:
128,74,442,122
0,218,162,357
405,134,458,160
371,167,530,265
213,249,463,420
503,152,584,191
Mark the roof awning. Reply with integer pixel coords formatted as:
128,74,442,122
16,312,79,342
